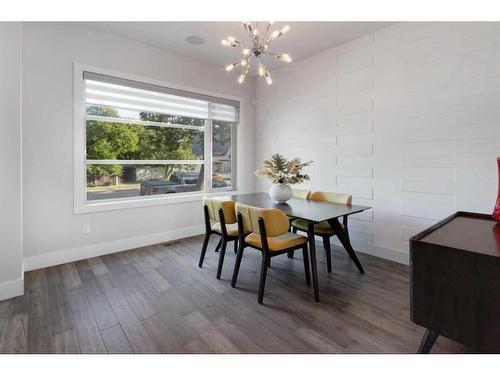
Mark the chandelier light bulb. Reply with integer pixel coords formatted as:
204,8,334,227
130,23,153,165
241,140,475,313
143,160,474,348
258,63,265,76
222,39,240,48
221,36,240,48
264,68,272,85
241,59,247,66
242,48,251,55
270,30,280,39
225,63,236,71
281,54,292,62
265,22,274,35
238,65,250,84
281,25,290,34
243,22,253,34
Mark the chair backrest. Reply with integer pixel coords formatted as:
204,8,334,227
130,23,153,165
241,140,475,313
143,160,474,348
202,197,237,224
235,203,289,237
309,191,352,205
292,189,311,200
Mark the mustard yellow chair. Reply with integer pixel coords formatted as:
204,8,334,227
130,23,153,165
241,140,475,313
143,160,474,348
199,197,241,279
291,191,352,273
231,203,311,304
292,189,311,200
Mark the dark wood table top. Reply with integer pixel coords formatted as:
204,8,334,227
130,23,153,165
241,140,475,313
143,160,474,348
412,211,500,258
219,192,371,223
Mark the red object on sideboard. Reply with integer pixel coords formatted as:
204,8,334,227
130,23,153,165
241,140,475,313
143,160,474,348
494,157,500,222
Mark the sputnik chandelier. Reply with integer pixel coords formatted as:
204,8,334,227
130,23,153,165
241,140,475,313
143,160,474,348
221,22,292,85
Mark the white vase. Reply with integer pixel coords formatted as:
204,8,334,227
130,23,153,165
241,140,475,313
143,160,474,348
269,183,293,203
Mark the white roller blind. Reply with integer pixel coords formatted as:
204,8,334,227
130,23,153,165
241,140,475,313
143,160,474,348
85,79,210,120
84,72,239,122
211,103,239,122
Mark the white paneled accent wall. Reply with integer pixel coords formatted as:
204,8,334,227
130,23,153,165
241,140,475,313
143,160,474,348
255,22,500,264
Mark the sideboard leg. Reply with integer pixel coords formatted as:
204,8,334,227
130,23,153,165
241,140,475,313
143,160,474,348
417,329,439,353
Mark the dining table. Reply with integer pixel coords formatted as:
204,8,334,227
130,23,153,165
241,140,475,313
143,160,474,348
223,192,372,302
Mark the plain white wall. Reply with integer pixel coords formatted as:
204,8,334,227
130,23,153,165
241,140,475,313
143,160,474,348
21,22,256,268
256,22,500,264
0,22,24,299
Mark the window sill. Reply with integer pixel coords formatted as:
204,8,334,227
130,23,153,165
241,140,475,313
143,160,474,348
74,190,241,214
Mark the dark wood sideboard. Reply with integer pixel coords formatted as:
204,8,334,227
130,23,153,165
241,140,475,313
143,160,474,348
410,211,500,353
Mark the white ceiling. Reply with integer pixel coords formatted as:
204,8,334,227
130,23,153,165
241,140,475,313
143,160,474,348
79,22,395,73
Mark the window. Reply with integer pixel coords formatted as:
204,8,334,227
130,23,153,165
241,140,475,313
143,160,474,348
76,67,239,210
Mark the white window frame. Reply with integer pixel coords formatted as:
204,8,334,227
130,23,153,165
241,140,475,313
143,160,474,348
73,63,243,214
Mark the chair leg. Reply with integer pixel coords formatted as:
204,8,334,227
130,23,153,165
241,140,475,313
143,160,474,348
233,238,238,254
214,237,222,252
288,227,298,258
216,238,228,280
198,232,210,268
322,236,332,273
231,241,245,288
302,245,311,285
258,253,270,304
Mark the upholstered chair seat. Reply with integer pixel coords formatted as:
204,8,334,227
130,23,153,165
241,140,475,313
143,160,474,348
245,231,307,251
290,219,344,235
211,222,241,237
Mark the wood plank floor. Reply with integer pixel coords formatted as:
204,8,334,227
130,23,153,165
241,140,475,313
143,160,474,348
0,235,470,354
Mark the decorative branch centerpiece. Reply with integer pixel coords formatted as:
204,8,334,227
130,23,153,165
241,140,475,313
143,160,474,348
255,154,313,203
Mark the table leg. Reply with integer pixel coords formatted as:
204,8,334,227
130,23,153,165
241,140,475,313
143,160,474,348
307,222,320,302
328,217,365,274
417,329,438,354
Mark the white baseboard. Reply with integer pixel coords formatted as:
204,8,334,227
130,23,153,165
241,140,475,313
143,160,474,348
24,224,205,272
332,237,409,265
355,242,409,265
23,223,408,273
0,277,24,301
